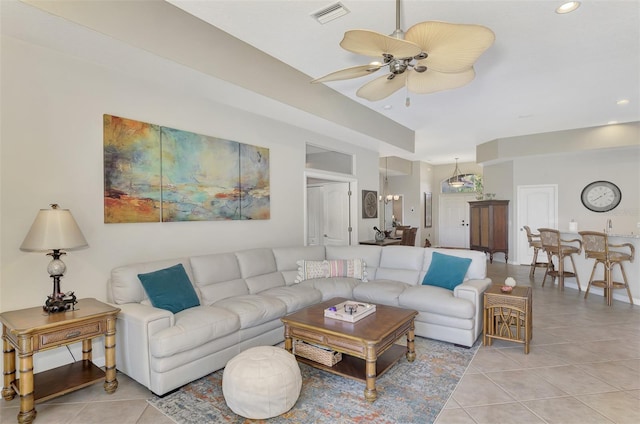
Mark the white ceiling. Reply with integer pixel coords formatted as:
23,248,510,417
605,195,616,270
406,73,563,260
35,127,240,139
166,0,640,164
3,0,639,165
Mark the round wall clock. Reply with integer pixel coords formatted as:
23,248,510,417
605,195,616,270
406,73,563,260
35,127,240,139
362,190,378,218
580,181,621,213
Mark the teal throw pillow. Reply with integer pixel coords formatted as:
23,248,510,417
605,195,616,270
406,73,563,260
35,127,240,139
422,252,472,290
138,263,200,314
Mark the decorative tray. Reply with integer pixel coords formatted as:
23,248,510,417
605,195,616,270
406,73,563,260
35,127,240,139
324,301,376,323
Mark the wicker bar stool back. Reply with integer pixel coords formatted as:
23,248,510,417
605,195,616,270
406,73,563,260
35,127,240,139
579,231,634,306
523,226,548,278
394,225,410,239
400,227,417,246
538,228,582,291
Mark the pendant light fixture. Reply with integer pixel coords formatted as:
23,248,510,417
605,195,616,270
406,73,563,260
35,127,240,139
449,158,465,188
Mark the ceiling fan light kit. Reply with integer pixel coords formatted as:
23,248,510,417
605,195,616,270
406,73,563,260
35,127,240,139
312,0,495,101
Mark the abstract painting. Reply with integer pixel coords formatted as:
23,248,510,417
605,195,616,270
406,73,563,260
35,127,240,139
103,115,161,223
103,115,270,223
161,127,240,221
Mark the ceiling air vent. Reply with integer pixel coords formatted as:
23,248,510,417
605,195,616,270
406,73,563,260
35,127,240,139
311,2,350,24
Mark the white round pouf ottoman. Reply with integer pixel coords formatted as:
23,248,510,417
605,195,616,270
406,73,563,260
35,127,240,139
222,346,302,419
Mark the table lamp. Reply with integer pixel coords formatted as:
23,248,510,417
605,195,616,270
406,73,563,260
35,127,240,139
20,204,89,312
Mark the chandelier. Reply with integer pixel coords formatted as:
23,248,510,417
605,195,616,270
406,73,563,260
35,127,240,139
449,158,465,188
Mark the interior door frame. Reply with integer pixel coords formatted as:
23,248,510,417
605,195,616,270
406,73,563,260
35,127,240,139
304,170,358,246
516,184,558,265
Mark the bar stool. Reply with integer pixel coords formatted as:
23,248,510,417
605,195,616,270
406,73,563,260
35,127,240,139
579,231,634,306
538,228,582,291
523,226,548,278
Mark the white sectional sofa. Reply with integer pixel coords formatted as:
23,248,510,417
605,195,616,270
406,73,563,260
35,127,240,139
107,245,491,396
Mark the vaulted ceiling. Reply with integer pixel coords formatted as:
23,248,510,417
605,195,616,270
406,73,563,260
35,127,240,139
3,1,639,165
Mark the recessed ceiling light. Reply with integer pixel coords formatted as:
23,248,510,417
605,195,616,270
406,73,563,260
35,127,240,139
607,120,618,125
383,105,393,110
616,99,630,105
556,1,581,14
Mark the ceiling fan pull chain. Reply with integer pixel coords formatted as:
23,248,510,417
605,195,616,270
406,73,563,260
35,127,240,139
405,77,411,107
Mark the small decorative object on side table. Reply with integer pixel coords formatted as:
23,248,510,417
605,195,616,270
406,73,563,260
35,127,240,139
483,284,532,354
1,298,120,424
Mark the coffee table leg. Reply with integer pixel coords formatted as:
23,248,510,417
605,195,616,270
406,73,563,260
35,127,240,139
283,325,293,353
406,325,416,362
364,346,377,402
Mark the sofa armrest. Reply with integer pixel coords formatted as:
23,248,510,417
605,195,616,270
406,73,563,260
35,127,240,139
454,278,492,304
113,303,174,390
454,278,492,343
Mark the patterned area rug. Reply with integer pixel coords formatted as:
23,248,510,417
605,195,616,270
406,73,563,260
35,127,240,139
148,337,480,424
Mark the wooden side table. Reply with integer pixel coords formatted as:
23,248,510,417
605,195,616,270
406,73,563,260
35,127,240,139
1,298,120,424
483,285,532,354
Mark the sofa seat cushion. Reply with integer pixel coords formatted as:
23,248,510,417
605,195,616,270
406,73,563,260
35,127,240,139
414,311,475,330
399,286,474,319
150,306,240,358
214,295,287,329
352,280,409,306
298,277,360,301
260,285,322,313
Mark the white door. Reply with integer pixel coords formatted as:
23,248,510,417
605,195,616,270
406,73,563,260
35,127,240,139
516,185,558,265
439,195,476,248
323,182,351,246
306,187,323,245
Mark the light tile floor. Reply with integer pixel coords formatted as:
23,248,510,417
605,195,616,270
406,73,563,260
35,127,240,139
436,261,640,424
1,262,638,423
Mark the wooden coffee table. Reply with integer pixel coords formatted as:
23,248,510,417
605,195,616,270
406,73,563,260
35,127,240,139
281,298,418,402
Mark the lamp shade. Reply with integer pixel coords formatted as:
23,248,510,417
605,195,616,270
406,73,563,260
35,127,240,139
20,205,88,252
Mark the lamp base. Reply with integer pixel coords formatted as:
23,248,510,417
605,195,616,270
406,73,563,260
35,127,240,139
43,291,77,313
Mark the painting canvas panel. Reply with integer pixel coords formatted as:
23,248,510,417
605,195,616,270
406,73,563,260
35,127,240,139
104,115,270,223
103,114,161,223
161,127,240,221
239,144,270,220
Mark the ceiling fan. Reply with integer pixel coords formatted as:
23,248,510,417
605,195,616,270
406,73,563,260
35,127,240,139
311,0,495,102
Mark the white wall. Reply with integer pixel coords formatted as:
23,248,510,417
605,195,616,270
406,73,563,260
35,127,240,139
0,35,379,371
512,148,640,234
482,147,640,262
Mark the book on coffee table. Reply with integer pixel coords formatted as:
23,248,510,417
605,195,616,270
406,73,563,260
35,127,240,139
324,301,376,323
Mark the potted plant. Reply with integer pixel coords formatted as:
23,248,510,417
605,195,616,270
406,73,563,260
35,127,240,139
473,175,484,199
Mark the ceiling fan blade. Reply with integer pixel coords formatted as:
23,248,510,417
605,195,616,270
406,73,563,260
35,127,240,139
311,64,382,83
407,68,476,94
356,73,406,101
340,29,422,59
406,22,495,73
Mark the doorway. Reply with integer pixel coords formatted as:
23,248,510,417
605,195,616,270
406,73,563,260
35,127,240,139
438,194,476,248
305,171,356,246
516,185,558,265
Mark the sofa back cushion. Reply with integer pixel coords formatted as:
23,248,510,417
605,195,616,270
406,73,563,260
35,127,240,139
273,245,326,284
326,245,381,278
109,257,196,305
190,253,249,305
375,246,425,285
235,248,285,293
